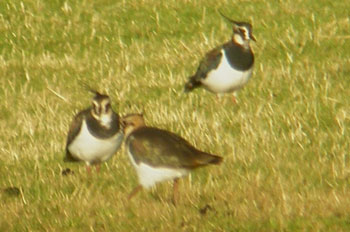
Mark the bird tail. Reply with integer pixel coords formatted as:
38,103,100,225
184,75,201,92
198,152,223,166
207,154,223,165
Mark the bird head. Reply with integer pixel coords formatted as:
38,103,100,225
219,12,256,47
89,90,113,128
121,113,146,137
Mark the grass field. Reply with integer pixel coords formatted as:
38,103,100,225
1,0,350,231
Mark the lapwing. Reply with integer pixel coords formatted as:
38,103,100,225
65,90,124,173
122,114,222,205
184,13,256,103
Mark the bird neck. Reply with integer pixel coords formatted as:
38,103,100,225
125,124,145,138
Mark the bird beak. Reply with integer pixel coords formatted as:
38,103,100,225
251,34,257,42
120,119,126,128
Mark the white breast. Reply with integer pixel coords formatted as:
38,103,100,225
126,148,188,189
68,120,123,164
201,50,253,93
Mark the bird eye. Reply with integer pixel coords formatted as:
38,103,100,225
127,121,136,127
92,100,98,108
93,106,100,115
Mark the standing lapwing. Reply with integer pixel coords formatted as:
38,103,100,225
65,90,124,173
122,113,222,205
184,12,256,103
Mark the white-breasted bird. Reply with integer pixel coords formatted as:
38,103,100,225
185,13,256,102
122,114,222,205
65,91,123,173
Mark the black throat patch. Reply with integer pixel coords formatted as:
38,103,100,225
85,110,121,139
223,41,254,71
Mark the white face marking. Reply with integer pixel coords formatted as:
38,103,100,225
100,98,110,112
68,120,124,164
91,98,113,128
92,101,99,111
233,33,245,45
240,27,249,40
201,49,253,93
233,25,252,47
99,114,113,128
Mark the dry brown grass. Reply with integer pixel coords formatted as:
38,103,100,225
1,0,350,231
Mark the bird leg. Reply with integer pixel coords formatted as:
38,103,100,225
231,92,238,104
95,164,101,173
86,165,92,174
172,178,180,206
128,185,142,201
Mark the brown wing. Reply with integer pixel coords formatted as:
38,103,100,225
128,127,222,169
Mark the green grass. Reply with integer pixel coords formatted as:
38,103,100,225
1,0,350,231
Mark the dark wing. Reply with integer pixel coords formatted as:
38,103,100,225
194,45,224,80
64,110,87,162
223,42,254,71
128,127,222,169
184,45,224,92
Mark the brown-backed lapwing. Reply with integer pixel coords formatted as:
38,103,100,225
122,113,222,205
65,90,124,173
184,12,256,103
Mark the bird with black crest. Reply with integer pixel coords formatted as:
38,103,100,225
184,11,256,103
64,87,124,173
